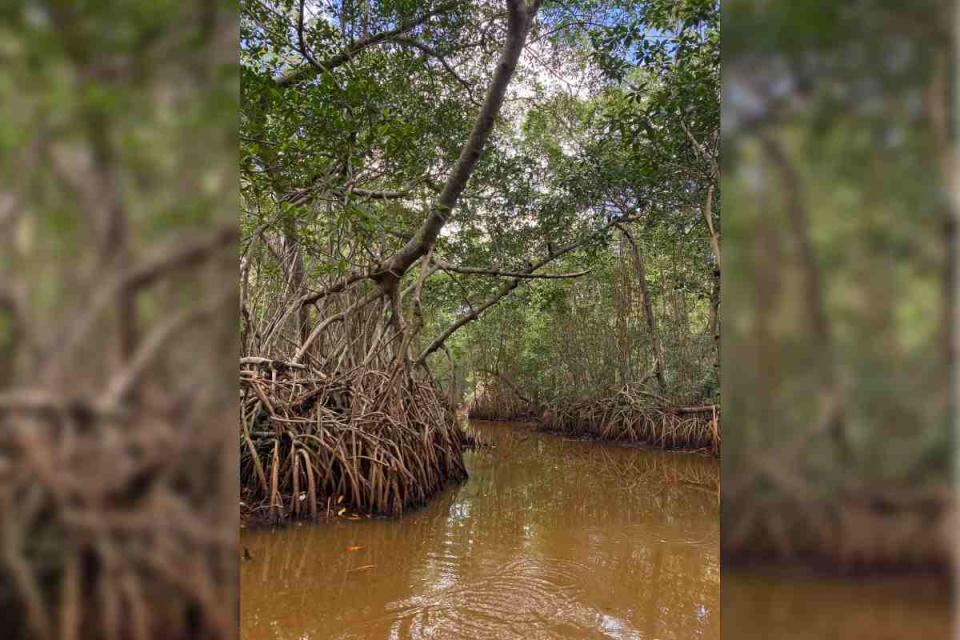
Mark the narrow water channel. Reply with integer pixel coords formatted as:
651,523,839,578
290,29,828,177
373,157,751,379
241,420,720,639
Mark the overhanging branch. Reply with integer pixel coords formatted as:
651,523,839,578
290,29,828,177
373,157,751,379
277,1,461,88
416,211,627,364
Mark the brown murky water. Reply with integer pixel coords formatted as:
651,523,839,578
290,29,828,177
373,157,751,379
724,571,953,639
241,420,720,639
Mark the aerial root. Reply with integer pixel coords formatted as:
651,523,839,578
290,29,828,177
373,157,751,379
241,361,467,524
469,384,719,454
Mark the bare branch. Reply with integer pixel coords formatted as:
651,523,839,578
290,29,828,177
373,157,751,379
299,271,367,307
293,289,382,364
296,0,326,75
416,275,525,365
701,184,720,270
342,187,413,200
240,357,307,370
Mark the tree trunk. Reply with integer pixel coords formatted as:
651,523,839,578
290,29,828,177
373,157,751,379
377,1,539,288
708,264,720,350
762,133,849,460
617,223,667,393
280,221,311,346
287,1,542,366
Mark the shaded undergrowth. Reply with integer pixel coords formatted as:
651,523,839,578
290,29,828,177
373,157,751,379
240,361,467,525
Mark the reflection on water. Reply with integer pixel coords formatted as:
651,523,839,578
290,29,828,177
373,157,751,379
724,571,952,639
241,420,720,639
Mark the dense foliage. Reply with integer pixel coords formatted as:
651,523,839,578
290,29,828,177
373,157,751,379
0,1,237,638
723,0,953,568
240,0,719,416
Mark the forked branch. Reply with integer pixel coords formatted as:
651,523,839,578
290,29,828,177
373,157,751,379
278,1,462,88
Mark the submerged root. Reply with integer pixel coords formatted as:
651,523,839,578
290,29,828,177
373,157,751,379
240,362,467,524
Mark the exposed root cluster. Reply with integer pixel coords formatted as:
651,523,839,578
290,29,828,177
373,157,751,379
470,384,720,454
0,402,236,640
543,397,719,454
465,392,539,422
241,362,467,524
723,489,953,573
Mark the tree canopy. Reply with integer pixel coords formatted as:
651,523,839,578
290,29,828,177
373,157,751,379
240,0,719,412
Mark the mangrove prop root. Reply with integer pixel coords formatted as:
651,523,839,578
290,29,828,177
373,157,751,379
723,489,953,573
241,362,467,524
469,384,720,455
0,406,236,640
466,392,540,423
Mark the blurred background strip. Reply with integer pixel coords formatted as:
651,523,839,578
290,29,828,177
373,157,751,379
722,0,956,637
0,1,239,638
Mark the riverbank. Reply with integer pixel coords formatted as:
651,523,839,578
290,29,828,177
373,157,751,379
541,398,719,454
469,386,720,455
723,488,953,575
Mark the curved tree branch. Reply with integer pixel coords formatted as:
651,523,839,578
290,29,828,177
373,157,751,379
392,37,480,105
416,210,625,365
280,0,539,308
376,0,540,285
277,1,462,88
